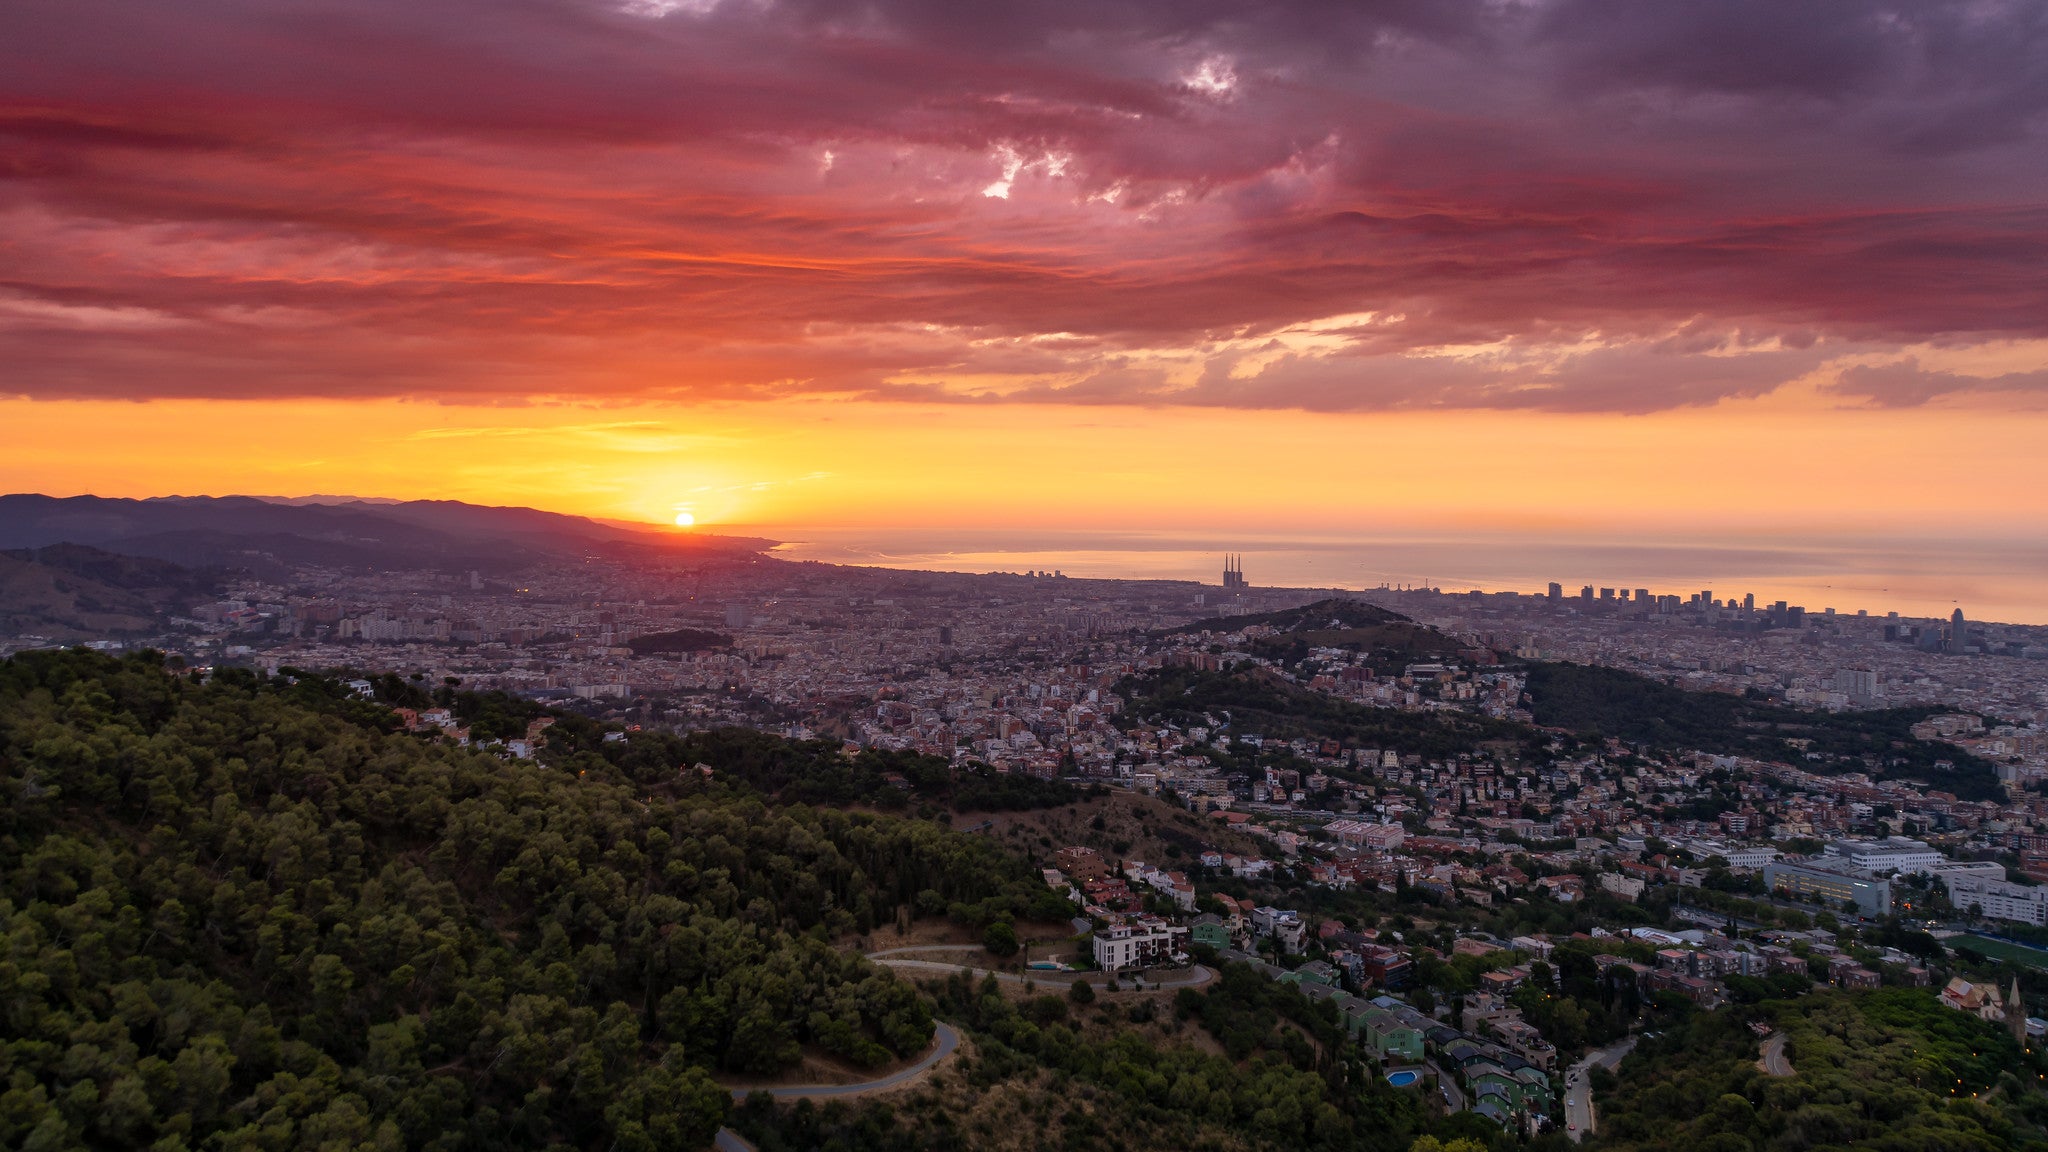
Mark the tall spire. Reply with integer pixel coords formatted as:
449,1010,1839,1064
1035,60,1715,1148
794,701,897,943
2014,977,2029,1046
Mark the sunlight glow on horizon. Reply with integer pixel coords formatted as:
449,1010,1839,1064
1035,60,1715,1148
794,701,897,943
4,393,2047,541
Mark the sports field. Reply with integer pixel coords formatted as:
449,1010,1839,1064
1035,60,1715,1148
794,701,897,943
1956,934,2048,970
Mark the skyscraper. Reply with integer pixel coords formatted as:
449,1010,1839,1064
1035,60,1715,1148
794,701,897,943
1546,582,1562,601
1947,607,1968,654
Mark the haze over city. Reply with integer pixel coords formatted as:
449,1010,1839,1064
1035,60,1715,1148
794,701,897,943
4,0,2047,621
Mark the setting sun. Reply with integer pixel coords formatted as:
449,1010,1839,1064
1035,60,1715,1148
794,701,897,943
673,511,695,528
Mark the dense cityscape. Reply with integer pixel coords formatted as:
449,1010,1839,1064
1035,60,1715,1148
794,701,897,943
8,508,2048,1145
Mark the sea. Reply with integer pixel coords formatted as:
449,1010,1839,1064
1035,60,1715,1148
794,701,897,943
749,527,2048,627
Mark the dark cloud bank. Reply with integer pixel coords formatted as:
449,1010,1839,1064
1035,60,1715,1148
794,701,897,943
2,0,2044,410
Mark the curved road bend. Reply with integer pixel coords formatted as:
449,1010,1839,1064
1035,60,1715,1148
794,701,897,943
1759,1033,1793,1077
714,1022,962,1152
724,1021,962,1103
1565,1037,1636,1143
710,957,1212,1146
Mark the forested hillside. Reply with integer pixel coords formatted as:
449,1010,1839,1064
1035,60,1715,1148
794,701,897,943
1592,989,2048,1151
1524,662,2005,800
1121,666,1532,761
730,960,1487,1152
0,650,1051,1152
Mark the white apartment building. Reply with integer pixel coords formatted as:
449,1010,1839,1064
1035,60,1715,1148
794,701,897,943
1825,837,1944,876
1093,923,1187,971
1684,838,1779,870
1937,865,2048,927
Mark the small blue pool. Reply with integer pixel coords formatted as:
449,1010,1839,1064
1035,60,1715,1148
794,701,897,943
1387,1071,1420,1087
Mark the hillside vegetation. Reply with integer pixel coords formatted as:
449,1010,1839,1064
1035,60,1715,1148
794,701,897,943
0,544,214,639
1525,662,2004,800
1122,666,1532,760
1593,989,2048,1151
0,650,1052,1152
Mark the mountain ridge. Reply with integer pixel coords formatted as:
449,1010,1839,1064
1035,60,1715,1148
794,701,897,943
0,493,775,573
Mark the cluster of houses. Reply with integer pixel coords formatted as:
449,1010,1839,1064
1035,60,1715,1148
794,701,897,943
1213,946,1556,1131
1044,824,2042,1131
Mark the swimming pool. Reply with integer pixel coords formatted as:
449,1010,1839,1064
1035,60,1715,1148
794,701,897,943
1386,1070,1420,1087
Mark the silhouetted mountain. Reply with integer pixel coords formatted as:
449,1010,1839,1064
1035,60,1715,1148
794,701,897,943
0,542,217,639
0,494,772,574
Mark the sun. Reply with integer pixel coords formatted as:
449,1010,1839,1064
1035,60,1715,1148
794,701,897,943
673,511,695,528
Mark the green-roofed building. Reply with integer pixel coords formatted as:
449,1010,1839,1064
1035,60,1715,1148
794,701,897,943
1355,1008,1425,1062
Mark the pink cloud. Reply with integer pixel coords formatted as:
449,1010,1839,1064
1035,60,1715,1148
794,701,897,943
1,0,2044,409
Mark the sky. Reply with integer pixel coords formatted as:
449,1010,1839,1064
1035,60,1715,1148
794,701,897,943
3,0,2047,578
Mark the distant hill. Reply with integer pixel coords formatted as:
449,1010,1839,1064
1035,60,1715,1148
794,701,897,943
0,494,773,574
1156,597,1409,636
1161,597,1476,674
1121,665,1534,760
1524,661,2005,800
0,542,216,639
626,627,732,656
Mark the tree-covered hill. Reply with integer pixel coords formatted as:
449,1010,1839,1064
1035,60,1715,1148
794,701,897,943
1156,598,1468,674
1,543,215,640
1121,666,1533,761
1155,598,1411,637
0,650,1055,1152
1591,988,2048,1151
625,629,731,656
1524,662,2005,800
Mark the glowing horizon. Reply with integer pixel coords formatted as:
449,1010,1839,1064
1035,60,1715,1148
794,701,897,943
5,387,2045,536
3,0,2045,612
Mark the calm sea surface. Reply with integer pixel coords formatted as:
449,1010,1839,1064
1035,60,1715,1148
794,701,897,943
751,527,2048,626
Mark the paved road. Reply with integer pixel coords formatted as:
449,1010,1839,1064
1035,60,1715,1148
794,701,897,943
711,949,1205,1141
724,1022,962,1102
1759,1033,1793,1077
1564,1038,1636,1143
1423,1059,1465,1112
872,958,1214,990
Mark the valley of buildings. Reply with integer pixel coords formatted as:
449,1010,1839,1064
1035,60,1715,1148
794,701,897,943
12,547,2048,1133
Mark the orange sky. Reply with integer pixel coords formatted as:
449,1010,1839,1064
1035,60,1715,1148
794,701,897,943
5,0,2046,580
5,391,2043,540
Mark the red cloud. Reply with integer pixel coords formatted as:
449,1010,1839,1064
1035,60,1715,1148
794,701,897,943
2,0,2044,409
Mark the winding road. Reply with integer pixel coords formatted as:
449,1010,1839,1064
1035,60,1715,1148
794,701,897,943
713,1023,962,1152
709,946,1211,1146
1758,1033,1794,1077
724,1022,962,1102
